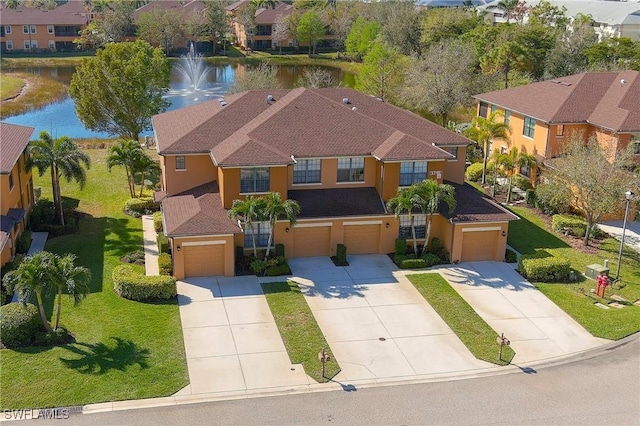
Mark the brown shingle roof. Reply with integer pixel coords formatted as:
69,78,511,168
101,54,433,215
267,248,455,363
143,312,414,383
161,181,241,237
153,88,471,165
255,3,293,24
289,187,386,219
0,2,89,25
474,71,640,132
133,0,204,21
0,122,34,174
441,182,519,223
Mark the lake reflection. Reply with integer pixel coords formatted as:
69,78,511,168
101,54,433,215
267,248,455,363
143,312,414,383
3,63,354,139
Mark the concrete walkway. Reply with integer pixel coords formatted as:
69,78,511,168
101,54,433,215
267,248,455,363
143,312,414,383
26,231,48,255
433,262,609,364
175,276,311,396
289,255,494,384
598,220,640,255
141,215,159,276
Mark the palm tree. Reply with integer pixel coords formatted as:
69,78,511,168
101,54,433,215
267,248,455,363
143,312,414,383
2,252,54,332
488,0,520,23
417,179,456,246
464,111,511,186
50,253,91,331
252,0,276,8
387,185,427,256
132,152,161,198
228,196,267,257
489,147,503,197
28,131,91,226
106,139,142,198
262,192,300,259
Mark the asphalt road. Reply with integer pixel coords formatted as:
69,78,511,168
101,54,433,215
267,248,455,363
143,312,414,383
8,336,640,426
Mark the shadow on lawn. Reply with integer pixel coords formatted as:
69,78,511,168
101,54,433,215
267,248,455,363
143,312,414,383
59,337,149,375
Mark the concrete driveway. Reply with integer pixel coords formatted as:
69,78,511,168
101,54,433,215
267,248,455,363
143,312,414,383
434,262,609,364
289,255,494,383
176,276,310,396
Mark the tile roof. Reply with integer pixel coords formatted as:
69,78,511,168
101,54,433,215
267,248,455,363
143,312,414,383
440,182,519,223
161,181,241,237
255,3,293,24
0,122,34,174
288,187,386,219
0,2,89,25
133,0,204,20
153,88,470,165
474,71,640,132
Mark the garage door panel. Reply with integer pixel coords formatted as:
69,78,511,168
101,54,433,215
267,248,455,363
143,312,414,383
184,244,225,277
461,231,498,262
294,227,331,257
343,224,380,254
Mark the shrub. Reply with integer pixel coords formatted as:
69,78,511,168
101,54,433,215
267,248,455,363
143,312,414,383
120,250,145,265
395,238,407,255
336,244,347,264
34,327,69,346
112,264,177,301
519,256,570,282
15,230,32,254
551,214,604,238
157,234,169,254
275,243,285,257
505,248,518,263
30,198,56,229
465,162,484,182
511,175,532,191
400,258,426,269
33,186,42,202
535,184,571,215
0,303,41,347
266,264,291,276
250,258,269,275
422,252,440,267
124,197,160,217
158,253,173,276
153,211,163,233
393,253,415,265
525,188,536,205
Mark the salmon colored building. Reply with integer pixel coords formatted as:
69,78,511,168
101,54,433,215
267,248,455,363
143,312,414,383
1,123,35,268
152,88,517,279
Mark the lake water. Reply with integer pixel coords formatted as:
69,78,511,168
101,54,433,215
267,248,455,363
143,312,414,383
3,63,355,139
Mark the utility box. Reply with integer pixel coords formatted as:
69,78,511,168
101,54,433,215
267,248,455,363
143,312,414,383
585,264,609,280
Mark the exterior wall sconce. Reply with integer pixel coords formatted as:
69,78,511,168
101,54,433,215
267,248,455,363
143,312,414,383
177,246,181,252
386,223,390,228
501,231,506,237
285,227,290,233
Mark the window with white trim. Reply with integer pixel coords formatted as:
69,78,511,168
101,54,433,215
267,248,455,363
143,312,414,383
399,214,426,239
30,40,37,49
23,25,29,34
175,156,185,170
400,161,427,186
240,167,270,193
49,40,55,49
47,25,54,34
5,25,11,34
445,147,458,160
24,40,30,50
30,25,36,34
244,221,272,248
523,116,535,138
293,159,321,184
337,157,364,182
6,40,13,50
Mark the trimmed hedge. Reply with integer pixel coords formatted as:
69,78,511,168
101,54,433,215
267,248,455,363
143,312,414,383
158,253,173,276
113,264,176,301
153,211,163,233
266,264,292,276
505,248,518,263
465,162,483,182
157,234,169,254
124,197,160,217
395,238,407,255
519,256,571,282
551,214,605,239
0,303,41,347
336,244,347,264
400,258,426,269
275,243,285,257
16,230,32,254
422,252,440,267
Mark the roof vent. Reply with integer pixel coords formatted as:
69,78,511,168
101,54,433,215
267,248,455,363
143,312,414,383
267,94,275,104
218,97,227,107
343,98,350,104
621,79,627,86
351,106,358,111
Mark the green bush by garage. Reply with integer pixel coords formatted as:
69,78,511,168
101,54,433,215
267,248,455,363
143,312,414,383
113,264,176,301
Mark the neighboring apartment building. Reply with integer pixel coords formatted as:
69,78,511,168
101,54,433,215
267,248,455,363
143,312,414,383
473,70,640,184
0,2,90,53
0,123,35,268
152,88,517,279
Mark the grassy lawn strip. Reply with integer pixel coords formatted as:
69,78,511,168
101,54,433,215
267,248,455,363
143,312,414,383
0,72,67,118
261,281,340,382
0,149,187,410
0,75,24,100
408,273,515,365
508,206,640,340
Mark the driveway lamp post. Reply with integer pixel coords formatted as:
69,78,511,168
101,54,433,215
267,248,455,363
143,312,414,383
615,190,634,281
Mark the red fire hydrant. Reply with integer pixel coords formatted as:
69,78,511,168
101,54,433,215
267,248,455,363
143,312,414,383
596,272,609,298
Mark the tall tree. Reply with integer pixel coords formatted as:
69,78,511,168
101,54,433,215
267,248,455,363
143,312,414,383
136,8,185,55
355,42,405,102
345,17,381,61
546,133,640,246
262,192,300,259
297,9,326,55
49,253,91,331
28,132,91,226
487,0,520,23
69,40,171,140
464,111,511,185
226,62,282,94
106,139,159,198
379,0,421,56
480,38,530,89
418,179,456,247
419,7,482,49
326,2,353,54
237,2,257,50
544,13,598,78
402,39,477,126
297,66,337,88
203,1,230,55
228,196,267,257
387,185,427,257
272,13,290,55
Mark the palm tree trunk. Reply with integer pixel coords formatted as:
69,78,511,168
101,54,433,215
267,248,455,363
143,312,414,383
53,167,65,226
54,287,62,330
482,143,489,185
125,167,135,198
410,215,418,256
264,226,274,259
139,171,146,198
506,174,513,202
248,222,258,257
36,291,52,332
425,214,433,249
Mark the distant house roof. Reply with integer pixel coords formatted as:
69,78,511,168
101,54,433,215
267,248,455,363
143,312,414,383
132,0,204,21
441,182,519,223
0,122,34,175
255,3,293,24
0,2,90,25
473,71,640,132
152,88,471,166
416,0,488,7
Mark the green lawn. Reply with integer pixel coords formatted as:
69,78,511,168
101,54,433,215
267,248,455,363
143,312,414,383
0,72,67,118
0,75,24,100
408,273,515,365
508,206,640,340
261,281,340,382
0,149,187,410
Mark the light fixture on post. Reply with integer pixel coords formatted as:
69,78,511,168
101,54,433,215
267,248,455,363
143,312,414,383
615,190,634,281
